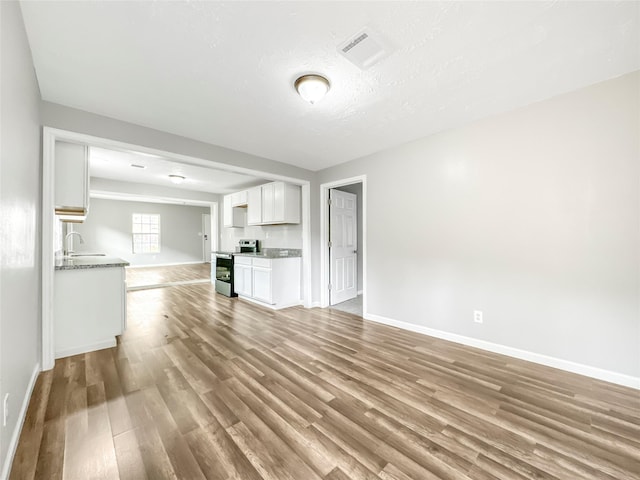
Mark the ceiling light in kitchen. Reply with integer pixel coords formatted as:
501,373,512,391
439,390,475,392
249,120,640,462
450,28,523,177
168,174,186,184
294,74,330,104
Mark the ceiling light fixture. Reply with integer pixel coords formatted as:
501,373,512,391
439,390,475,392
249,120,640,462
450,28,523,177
294,74,330,104
168,174,186,184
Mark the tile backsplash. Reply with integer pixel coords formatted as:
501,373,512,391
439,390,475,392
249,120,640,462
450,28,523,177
220,210,303,251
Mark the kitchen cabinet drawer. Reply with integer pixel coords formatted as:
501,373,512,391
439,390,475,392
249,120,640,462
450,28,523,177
55,140,89,221
252,257,272,268
234,256,253,265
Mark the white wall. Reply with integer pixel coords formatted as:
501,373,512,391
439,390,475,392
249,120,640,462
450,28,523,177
74,198,210,266
318,72,640,380
0,1,42,475
220,209,303,251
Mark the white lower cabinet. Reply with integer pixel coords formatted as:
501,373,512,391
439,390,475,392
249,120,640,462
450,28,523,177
233,260,253,297
252,266,272,304
233,256,300,309
54,266,126,358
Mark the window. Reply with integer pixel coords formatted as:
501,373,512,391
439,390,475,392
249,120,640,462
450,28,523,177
132,213,160,254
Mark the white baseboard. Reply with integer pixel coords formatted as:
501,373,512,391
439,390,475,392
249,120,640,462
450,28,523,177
1,363,40,480
357,290,363,295
54,338,116,359
126,261,207,268
236,295,303,311
127,278,211,291
364,312,640,390
306,301,321,309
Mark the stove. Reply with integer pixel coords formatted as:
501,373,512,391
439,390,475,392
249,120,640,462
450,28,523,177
214,240,259,297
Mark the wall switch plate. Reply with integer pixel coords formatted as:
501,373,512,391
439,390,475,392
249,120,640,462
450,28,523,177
3,393,9,427
474,310,483,324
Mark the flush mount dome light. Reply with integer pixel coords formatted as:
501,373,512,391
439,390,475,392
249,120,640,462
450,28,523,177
294,74,330,104
168,174,185,184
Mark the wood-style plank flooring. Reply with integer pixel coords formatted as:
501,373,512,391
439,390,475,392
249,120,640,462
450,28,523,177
126,263,211,289
10,283,640,479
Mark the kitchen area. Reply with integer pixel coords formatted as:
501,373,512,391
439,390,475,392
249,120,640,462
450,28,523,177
214,181,304,309
50,138,305,362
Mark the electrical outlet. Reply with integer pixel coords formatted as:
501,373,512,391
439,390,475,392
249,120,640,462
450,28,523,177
473,310,483,324
3,393,9,427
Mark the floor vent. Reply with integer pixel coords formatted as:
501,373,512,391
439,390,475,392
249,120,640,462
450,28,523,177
337,27,392,70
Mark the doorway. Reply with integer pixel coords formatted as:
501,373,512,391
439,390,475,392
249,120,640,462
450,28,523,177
202,213,212,262
320,176,366,317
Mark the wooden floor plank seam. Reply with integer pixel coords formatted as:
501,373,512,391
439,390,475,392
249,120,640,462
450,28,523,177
9,282,640,480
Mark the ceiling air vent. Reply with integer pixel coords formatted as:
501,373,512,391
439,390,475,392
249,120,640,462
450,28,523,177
337,27,392,70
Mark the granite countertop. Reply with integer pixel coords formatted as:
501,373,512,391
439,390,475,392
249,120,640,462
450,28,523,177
233,248,302,259
55,255,130,270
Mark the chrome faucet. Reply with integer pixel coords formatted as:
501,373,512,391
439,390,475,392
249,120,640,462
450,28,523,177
64,231,84,256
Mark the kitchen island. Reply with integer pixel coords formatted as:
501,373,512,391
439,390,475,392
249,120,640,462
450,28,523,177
54,255,129,358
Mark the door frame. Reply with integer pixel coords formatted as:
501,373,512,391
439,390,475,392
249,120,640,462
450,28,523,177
42,126,312,370
320,175,367,313
202,212,212,262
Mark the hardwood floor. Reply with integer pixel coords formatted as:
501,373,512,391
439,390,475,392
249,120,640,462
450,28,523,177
10,283,640,479
126,263,211,289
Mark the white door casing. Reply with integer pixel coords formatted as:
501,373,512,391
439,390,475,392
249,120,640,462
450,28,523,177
202,213,211,262
329,189,358,305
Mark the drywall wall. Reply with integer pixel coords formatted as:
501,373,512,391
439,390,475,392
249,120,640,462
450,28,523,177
0,1,42,476
40,101,314,182
335,183,363,293
73,198,211,266
317,71,640,380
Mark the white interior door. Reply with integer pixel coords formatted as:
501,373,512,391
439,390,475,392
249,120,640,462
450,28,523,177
202,214,211,262
329,189,358,305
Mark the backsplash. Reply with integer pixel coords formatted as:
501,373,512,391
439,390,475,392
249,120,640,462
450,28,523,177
220,216,303,251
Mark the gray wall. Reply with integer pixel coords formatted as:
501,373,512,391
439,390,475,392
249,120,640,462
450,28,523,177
318,71,640,378
41,101,315,182
0,1,42,473
74,198,210,266
335,183,363,293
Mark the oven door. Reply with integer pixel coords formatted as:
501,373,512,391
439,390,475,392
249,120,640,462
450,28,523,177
215,255,237,297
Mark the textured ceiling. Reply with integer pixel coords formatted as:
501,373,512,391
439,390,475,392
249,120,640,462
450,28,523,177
21,1,640,171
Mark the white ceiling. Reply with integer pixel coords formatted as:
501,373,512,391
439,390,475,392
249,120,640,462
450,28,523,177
90,146,265,194
21,1,640,171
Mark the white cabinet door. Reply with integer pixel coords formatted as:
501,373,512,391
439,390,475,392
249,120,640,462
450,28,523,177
231,190,248,207
223,195,243,227
55,141,89,218
261,183,275,223
234,264,252,296
252,266,273,304
247,186,262,225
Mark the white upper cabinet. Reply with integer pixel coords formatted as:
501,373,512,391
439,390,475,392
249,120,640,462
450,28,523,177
55,141,89,220
247,186,263,225
247,182,300,226
223,195,244,227
231,190,248,207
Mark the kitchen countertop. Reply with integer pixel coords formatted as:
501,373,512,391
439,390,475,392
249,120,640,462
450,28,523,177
233,248,302,259
55,255,130,270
